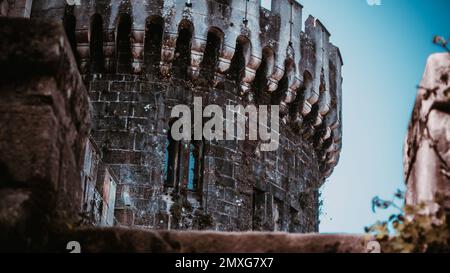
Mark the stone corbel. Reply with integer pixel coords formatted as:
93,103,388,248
321,112,337,143
326,152,339,165
278,74,300,115
160,32,177,77
214,45,235,86
241,55,261,94
103,29,115,73
267,66,284,92
131,30,145,74
76,29,89,74
302,99,312,116
189,37,206,80
305,83,320,112
318,91,331,127
285,73,301,103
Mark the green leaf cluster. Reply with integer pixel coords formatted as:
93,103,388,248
366,192,449,253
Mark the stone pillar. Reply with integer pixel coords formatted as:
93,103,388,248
0,17,90,251
404,53,450,209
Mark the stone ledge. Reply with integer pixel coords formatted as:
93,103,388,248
46,228,369,253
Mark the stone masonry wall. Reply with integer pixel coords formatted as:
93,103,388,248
87,70,321,233
0,16,364,253
30,0,343,233
0,0,33,18
0,17,90,250
80,137,118,227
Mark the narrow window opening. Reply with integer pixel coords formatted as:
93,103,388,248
302,70,318,129
271,59,294,105
271,73,288,105
310,69,326,129
144,16,164,77
172,20,193,80
227,36,250,83
188,143,196,191
252,189,265,231
187,141,204,194
253,47,274,104
289,207,299,233
116,13,132,73
63,7,79,64
289,70,312,122
90,14,104,73
273,198,284,232
199,28,222,83
165,121,181,188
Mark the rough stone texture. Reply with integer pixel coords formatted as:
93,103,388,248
404,52,450,208
29,0,344,232
0,17,90,250
0,0,33,17
47,228,369,253
80,137,118,227
0,15,358,253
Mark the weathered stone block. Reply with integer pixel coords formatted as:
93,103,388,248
104,150,143,166
0,18,90,246
0,106,59,189
404,53,450,208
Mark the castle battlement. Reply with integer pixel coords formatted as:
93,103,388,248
30,0,342,173
6,0,345,231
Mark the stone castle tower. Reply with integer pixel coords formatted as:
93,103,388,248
6,0,343,233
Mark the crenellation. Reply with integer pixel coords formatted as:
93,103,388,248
304,16,331,129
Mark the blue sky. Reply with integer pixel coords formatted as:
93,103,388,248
262,0,450,233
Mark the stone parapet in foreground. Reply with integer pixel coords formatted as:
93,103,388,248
48,229,369,253
404,52,450,208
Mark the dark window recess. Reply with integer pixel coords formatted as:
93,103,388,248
165,121,204,198
304,70,323,128
187,141,205,193
272,59,294,105
144,16,164,76
63,7,79,64
252,56,268,104
227,37,248,83
273,198,284,232
271,71,288,105
116,13,132,73
289,70,312,121
252,189,266,231
289,207,299,233
172,20,193,80
253,47,274,105
165,123,181,188
199,29,222,83
90,14,104,73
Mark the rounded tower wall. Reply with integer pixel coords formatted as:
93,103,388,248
29,0,343,232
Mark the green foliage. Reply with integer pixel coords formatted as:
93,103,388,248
433,35,450,52
366,191,450,253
